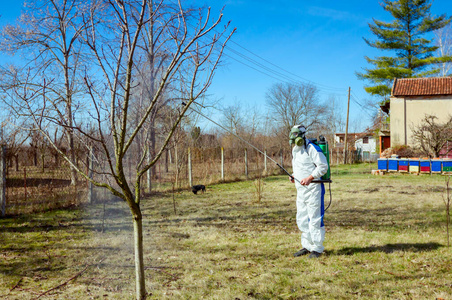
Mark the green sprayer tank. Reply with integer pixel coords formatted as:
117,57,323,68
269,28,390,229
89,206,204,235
318,135,331,181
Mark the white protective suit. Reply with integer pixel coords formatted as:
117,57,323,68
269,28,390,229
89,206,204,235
292,140,329,253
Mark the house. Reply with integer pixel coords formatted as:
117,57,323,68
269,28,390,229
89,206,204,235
390,77,452,148
354,132,378,161
333,133,359,149
333,132,378,161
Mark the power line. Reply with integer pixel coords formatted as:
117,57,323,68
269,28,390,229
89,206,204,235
221,51,348,98
226,39,344,92
222,43,347,94
164,1,346,95
350,94,374,118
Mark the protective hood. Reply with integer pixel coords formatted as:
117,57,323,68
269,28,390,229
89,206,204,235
289,125,306,146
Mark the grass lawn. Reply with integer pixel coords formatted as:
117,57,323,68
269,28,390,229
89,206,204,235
1,164,451,299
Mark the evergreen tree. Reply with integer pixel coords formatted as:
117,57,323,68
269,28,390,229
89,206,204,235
357,0,451,102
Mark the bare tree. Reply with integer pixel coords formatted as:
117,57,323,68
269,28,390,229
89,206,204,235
435,23,452,76
222,103,245,135
0,2,234,300
266,82,328,136
412,114,452,158
220,102,262,150
132,1,188,191
0,0,93,185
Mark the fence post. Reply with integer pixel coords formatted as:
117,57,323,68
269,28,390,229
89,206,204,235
188,148,192,187
245,148,248,179
280,150,284,169
221,147,224,182
1,146,6,217
24,167,27,203
87,146,94,204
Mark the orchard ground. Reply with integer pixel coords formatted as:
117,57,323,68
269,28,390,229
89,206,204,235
1,163,451,299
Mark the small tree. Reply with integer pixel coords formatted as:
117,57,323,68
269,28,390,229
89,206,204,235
411,114,452,158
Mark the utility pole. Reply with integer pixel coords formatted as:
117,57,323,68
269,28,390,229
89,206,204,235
344,87,351,164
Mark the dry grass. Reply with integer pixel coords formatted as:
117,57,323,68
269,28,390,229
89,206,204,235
1,163,451,299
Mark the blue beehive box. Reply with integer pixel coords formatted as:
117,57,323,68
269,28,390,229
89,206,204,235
431,159,442,173
420,159,431,173
398,158,409,172
442,159,452,173
388,158,398,172
377,158,388,171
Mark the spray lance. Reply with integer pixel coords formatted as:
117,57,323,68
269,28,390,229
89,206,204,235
181,102,333,210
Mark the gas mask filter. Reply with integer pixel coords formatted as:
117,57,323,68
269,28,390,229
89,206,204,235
289,125,306,146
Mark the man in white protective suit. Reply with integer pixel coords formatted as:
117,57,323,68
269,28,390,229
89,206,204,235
289,125,329,259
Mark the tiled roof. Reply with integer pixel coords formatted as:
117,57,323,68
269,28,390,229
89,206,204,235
391,77,452,96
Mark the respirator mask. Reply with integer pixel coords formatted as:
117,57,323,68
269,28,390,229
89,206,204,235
289,125,306,147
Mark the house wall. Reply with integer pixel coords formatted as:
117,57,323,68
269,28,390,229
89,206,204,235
355,137,377,153
355,136,378,160
390,95,452,147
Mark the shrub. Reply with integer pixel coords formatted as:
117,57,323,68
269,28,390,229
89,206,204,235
381,145,419,158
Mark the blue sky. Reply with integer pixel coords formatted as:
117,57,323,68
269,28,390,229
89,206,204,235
1,0,450,132
190,0,451,131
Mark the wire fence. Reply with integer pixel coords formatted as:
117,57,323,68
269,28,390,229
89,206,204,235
0,145,372,216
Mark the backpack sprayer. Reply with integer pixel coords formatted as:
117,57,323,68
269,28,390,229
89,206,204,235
182,102,333,210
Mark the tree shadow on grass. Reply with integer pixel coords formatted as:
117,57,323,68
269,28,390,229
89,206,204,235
335,242,442,255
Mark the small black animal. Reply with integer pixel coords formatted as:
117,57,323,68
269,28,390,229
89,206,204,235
192,185,206,195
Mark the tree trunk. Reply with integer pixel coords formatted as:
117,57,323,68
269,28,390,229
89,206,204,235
64,50,77,186
174,143,179,188
68,127,77,185
147,150,152,193
33,147,38,167
41,152,45,173
132,212,146,299
14,154,19,172
165,149,169,172
150,119,156,179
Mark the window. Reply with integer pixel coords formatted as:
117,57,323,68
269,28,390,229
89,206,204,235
363,137,369,144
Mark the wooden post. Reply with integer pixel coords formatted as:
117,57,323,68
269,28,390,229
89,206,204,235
344,87,351,164
188,148,192,187
264,149,267,173
88,146,94,203
244,148,248,179
280,150,284,169
221,147,224,182
1,146,6,217
24,167,27,203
